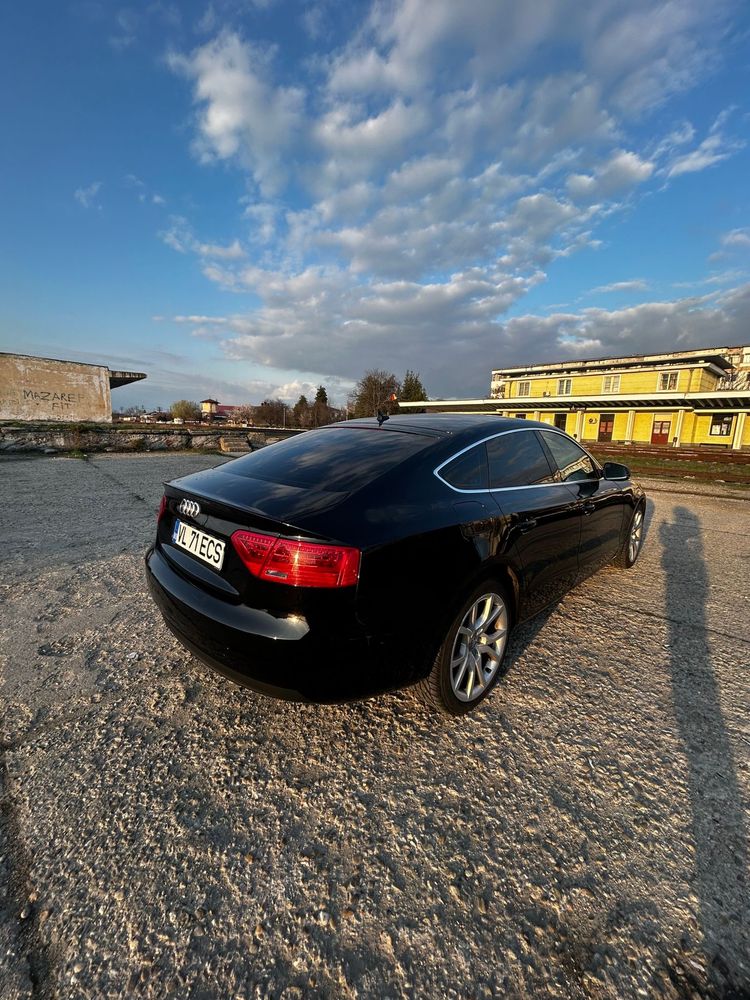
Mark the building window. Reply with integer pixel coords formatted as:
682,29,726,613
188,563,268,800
658,371,679,391
516,413,526,419
710,415,733,437
602,375,621,393
557,378,572,395
517,380,531,397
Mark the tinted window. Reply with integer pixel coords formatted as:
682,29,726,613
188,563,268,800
440,445,488,489
539,431,597,483
226,427,433,492
486,431,555,488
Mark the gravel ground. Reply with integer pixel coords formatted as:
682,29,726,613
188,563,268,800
1,453,749,1000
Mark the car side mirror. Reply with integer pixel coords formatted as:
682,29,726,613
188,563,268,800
603,461,630,481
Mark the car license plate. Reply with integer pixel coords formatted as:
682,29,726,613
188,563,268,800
172,519,225,570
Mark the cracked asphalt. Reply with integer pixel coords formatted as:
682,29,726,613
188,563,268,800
1,453,749,999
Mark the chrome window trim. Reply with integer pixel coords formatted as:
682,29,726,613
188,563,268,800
433,426,601,494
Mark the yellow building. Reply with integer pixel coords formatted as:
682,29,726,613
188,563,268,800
401,346,750,450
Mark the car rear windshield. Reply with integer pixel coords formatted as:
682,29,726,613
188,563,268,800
225,426,434,492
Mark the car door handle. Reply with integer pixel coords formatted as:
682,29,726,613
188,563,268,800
519,518,538,533
581,503,596,515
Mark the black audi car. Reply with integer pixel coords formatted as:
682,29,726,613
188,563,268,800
146,415,645,714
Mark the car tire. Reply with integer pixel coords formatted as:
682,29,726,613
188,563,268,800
614,502,645,569
416,580,511,715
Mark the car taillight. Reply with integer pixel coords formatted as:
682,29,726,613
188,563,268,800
157,495,168,523
231,530,360,588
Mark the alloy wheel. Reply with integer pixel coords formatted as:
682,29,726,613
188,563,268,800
628,508,644,563
450,592,508,702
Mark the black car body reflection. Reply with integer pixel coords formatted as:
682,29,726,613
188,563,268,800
146,415,646,713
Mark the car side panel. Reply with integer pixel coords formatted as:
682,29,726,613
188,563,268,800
489,485,581,621
573,477,628,576
354,496,521,681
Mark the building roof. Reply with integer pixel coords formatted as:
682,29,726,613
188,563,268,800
0,352,146,388
200,398,220,404
108,370,147,388
491,346,736,378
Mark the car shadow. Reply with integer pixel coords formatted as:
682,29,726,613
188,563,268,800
641,496,656,547
659,506,749,997
501,606,556,678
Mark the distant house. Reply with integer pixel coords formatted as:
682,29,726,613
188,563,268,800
200,398,244,422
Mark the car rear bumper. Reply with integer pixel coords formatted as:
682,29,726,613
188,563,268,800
145,545,405,702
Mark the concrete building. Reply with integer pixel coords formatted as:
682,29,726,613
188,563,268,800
0,353,146,423
400,345,750,450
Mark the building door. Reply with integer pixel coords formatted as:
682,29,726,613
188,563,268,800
598,413,615,442
651,419,671,445
554,413,567,430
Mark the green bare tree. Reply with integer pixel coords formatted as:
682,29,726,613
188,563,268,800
312,385,332,426
351,369,400,419
170,399,201,421
292,394,311,427
254,399,290,426
234,404,255,425
400,370,428,402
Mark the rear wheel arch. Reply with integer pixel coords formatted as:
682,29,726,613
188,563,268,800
453,560,519,627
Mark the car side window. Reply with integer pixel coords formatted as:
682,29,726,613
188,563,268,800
440,444,489,490
539,431,598,483
486,431,556,489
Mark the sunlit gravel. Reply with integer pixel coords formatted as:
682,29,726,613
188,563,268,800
1,454,749,999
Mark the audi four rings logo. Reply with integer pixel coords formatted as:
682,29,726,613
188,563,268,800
178,499,201,518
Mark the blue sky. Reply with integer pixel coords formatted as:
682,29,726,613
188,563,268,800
1,0,749,409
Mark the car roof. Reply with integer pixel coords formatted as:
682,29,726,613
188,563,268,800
333,414,534,438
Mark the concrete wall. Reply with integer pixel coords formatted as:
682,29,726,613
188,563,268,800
0,354,112,423
0,423,303,453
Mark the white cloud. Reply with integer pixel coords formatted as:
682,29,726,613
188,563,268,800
567,150,654,201
197,238,244,259
168,31,305,195
74,181,102,209
587,0,728,115
668,136,734,177
108,4,181,51
385,155,462,199
590,279,649,294
158,216,244,259
159,1,746,398
170,314,230,324
165,277,750,398
667,109,744,177
168,263,543,395
314,99,429,179
673,269,747,289
109,8,139,50
125,173,167,206
651,121,695,160
506,193,578,240
494,284,750,378
511,74,616,164
722,229,750,249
